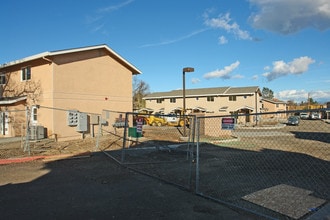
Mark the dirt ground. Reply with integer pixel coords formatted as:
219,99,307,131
0,130,262,220
0,120,329,219
0,147,259,220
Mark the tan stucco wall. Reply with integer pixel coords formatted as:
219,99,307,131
1,48,135,140
0,103,26,138
0,59,53,137
146,94,261,115
262,101,287,119
49,50,133,139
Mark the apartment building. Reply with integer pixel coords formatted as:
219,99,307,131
0,44,141,139
144,86,262,124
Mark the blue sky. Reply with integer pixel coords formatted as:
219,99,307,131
1,0,330,103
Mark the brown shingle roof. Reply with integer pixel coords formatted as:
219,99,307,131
262,98,286,104
144,86,260,99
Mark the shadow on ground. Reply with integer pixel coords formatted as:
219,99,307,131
0,152,259,220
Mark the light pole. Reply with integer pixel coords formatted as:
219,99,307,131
182,67,194,137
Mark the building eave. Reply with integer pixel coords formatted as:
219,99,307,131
0,96,27,105
144,91,258,100
0,44,142,75
236,105,254,111
262,98,287,104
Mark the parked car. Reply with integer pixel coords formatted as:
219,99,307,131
287,116,300,125
310,112,321,120
299,112,309,120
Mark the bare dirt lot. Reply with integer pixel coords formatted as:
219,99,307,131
0,119,329,219
0,152,258,220
104,120,330,219
0,134,260,220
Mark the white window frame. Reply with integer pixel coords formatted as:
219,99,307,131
0,73,6,85
21,66,31,81
31,106,38,125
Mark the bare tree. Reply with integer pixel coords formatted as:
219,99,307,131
0,73,42,136
0,73,42,107
133,77,150,110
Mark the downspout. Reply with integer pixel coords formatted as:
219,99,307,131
42,56,52,63
52,61,55,138
42,56,54,138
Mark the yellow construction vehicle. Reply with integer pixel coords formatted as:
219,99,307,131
163,112,189,127
144,115,167,126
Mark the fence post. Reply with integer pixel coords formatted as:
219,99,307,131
188,115,197,190
121,112,129,163
24,106,31,155
195,117,200,193
95,115,102,151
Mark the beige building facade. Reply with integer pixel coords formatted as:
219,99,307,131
260,98,287,119
144,86,262,124
0,44,141,139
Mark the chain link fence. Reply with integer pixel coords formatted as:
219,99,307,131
1,106,329,219
104,112,197,190
195,110,330,219
93,109,329,219
0,109,27,158
0,106,129,158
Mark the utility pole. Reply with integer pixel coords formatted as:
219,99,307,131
307,92,310,110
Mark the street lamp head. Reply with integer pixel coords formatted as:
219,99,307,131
182,67,194,137
183,67,194,73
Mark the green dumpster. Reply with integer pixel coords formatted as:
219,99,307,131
128,127,142,138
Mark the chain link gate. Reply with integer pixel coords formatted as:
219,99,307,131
105,112,197,190
195,110,330,219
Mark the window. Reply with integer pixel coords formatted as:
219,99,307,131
156,98,164,103
170,98,176,103
0,73,6,85
31,106,38,124
21,66,31,81
219,106,228,112
229,95,237,101
207,96,214,102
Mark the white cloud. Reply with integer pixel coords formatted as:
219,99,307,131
311,90,330,100
191,78,201,84
263,66,270,71
204,61,240,79
251,75,258,80
232,74,244,79
249,0,330,34
277,89,308,101
140,29,207,48
98,0,135,13
91,23,105,33
263,56,315,81
86,0,134,34
204,12,252,40
218,36,228,44
85,15,102,25
276,89,330,102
